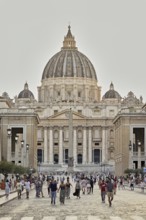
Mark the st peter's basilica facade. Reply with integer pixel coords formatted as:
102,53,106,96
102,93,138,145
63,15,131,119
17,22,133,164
0,26,146,175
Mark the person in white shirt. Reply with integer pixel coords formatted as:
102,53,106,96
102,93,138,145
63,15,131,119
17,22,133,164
140,181,145,193
24,179,31,199
16,179,23,199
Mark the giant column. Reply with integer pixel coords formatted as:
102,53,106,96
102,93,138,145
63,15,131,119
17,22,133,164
49,127,53,164
44,127,48,163
83,127,87,164
88,127,92,163
68,109,74,168
59,127,63,165
102,128,106,162
73,127,77,166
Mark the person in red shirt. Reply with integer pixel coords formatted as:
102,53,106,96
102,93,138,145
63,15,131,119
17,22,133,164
99,179,107,203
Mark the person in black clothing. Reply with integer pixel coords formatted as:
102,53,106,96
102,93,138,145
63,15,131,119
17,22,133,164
90,177,94,194
49,178,57,205
106,179,114,207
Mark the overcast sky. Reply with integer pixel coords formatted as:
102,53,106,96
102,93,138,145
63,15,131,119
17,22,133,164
0,0,146,102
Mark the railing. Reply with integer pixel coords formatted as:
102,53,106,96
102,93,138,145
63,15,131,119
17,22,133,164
133,152,145,156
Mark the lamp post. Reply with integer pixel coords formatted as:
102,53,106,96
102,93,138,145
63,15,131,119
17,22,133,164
38,161,41,173
21,140,24,166
128,140,133,169
26,144,29,167
137,140,141,169
15,134,19,165
21,140,24,147
7,128,11,137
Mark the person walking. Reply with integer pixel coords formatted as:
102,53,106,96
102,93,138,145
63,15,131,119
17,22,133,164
49,178,58,205
16,179,22,199
80,178,87,195
106,179,114,207
47,179,51,197
35,177,42,198
130,179,134,191
5,179,10,199
74,180,81,198
99,179,107,203
40,178,44,198
86,179,91,194
90,177,94,194
65,177,72,199
24,179,31,199
58,180,66,204
11,175,15,191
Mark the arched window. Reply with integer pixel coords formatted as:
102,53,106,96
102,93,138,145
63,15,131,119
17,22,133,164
77,154,82,164
54,154,58,164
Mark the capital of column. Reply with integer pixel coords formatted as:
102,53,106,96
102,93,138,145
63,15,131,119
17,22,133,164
44,126,48,130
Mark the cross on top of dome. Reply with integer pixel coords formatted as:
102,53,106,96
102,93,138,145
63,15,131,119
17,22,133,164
66,25,72,38
62,26,78,50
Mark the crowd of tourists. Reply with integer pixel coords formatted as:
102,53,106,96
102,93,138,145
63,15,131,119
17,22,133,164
1,172,146,207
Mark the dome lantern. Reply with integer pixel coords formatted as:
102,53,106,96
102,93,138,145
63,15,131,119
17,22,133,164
62,25,78,50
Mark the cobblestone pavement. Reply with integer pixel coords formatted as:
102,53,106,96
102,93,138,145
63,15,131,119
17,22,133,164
0,180,146,220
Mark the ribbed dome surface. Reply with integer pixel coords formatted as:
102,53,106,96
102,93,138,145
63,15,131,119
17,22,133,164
18,83,34,99
103,82,121,99
42,26,97,81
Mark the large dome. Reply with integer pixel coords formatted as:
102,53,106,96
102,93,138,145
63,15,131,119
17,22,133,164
42,26,97,80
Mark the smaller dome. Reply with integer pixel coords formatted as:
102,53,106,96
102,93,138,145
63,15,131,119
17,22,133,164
18,82,35,99
2,92,9,99
103,82,121,99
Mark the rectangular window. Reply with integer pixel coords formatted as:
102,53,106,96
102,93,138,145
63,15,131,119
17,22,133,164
109,110,114,117
78,110,82,114
37,130,42,139
64,130,69,139
94,109,101,115
54,110,58,114
78,92,81,97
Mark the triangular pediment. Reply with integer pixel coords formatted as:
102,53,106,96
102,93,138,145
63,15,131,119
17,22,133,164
48,109,88,120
